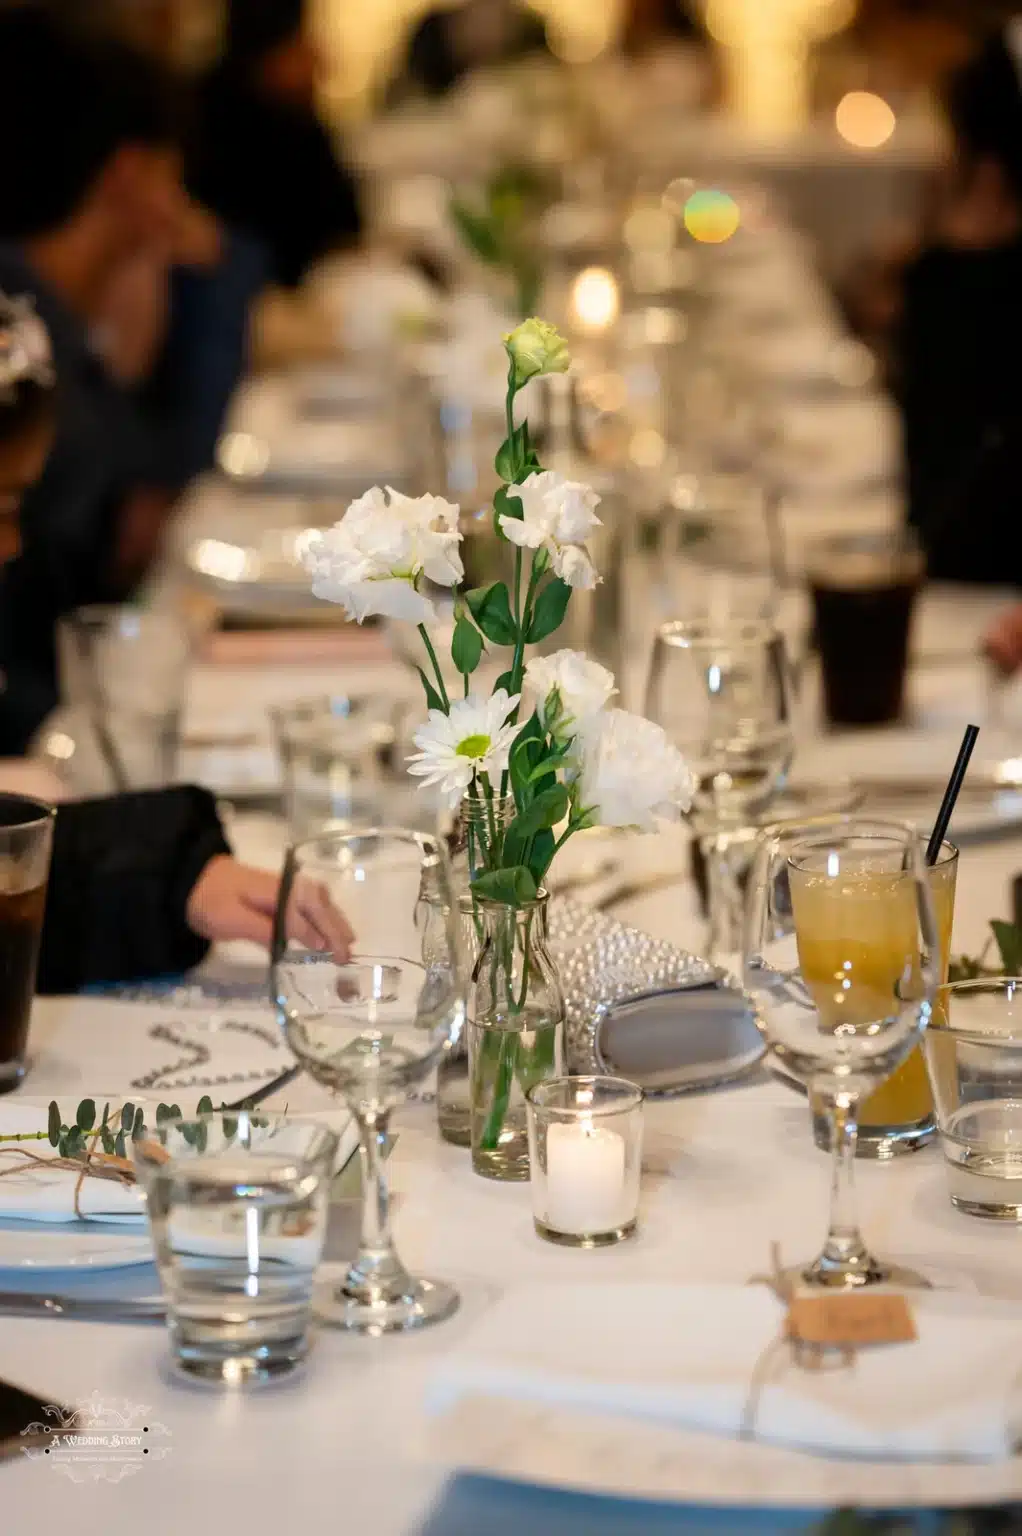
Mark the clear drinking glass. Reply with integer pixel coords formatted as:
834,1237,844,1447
56,605,192,792
132,1111,339,1384
925,979,1022,1219
527,1077,644,1248
646,618,794,963
744,816,939,1289
0,795,54,1093
272,829,467,1332
270,694,393,839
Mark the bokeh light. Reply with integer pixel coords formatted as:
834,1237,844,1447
570,267,620,333
683,190,741,245
835,92,896,150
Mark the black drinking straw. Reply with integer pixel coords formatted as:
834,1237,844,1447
926,723,980,866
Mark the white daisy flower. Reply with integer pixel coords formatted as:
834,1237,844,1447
498,470,601,590
407,689,521,805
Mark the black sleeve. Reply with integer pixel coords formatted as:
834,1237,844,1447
36,786,231,995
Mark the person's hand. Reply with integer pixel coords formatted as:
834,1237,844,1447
186,856,354,958
983,604,1022,677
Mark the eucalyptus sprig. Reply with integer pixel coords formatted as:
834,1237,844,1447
0,1095,266,1164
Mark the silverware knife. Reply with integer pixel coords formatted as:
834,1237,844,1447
0,1293,165,1324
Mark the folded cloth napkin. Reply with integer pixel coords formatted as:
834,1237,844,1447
428,1284,1022,1464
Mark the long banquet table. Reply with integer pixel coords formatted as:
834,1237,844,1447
5,601,1022,1532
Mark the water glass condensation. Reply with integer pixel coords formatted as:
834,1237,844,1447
57,605,192,792
271,695,394,840
272,829,467,1333
132,1113,339,1384
744,816,939,1288
925,979,1022,1220
0,796,54,1093
646,618,794,961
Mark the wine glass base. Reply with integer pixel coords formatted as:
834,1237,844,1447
314,1276,460,1334
787,1257,931,1292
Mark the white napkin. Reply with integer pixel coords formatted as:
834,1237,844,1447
428,1284,1022,1464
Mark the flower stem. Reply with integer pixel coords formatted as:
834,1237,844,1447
417,624,450,712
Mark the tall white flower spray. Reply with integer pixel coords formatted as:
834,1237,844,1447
304,318,693,906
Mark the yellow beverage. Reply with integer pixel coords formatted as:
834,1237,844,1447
790,843,957,1130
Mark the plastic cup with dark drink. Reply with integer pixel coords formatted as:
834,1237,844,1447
808,530,924,728
0,796,55,1094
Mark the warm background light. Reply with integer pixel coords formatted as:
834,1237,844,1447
835,90,896,149
702,0,856,138
570,267,621,333
683,189,741,244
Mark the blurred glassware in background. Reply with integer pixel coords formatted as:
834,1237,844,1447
51,605,194,794
271,694,396,840
807,528,924,728
647,618,794,964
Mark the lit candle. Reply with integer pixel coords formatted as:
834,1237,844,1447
544,1117,627,1236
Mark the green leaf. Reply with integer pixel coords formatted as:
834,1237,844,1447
132,1107,145,1142
414,665,445,715
529,828,556,887
466,583,518,647
194,1122,208,1154
222,1115,238,1142
169,1105,182,1123
493,670,515,696
526,578,572,644
449,197,504,266
451,615,483,677
76,1099,96,1134
991,920,1022,976
197,1095,214,1117
114,1131,127,1160
503,785,570,868
101,1127,115,1155
100,1102,110,1130
471,866,538,906
156,1103,173,1125
47,1102,61,1148
120,1104,133,1134
65,1126,84,1157
493,485,523,527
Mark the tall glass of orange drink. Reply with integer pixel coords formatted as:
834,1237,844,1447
808,839,957,1158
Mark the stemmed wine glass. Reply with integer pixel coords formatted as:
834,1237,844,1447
272,828,467,1333
743,816,939,1289
646,617,794,964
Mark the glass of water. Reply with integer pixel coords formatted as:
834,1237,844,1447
925,979,1022,1220
646,617,794,963
272,828,468,1333
271,695,393,840
56,605,193,793
132,1111,339,1384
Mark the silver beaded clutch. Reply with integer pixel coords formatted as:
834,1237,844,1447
548,898,759,1091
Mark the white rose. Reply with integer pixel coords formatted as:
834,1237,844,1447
499,471,601,588
525,650,615,734
575,709,695,831
302,485,462,625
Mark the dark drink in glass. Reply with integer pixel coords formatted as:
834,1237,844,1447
808,531,924,728
0,796,54,1094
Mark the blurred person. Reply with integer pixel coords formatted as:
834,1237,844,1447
0,290,353,992
0,7,195,753
399,0,549,100
188,0,362,291
896,22,1022,587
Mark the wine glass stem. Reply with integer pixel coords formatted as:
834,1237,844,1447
704,829,742,967
343,1109,412,1306
816,1093,874,1280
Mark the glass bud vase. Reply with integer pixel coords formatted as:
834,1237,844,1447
470,894,565,1182
423,792,515,1147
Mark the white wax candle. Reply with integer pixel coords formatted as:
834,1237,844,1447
544,1119,627,1236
